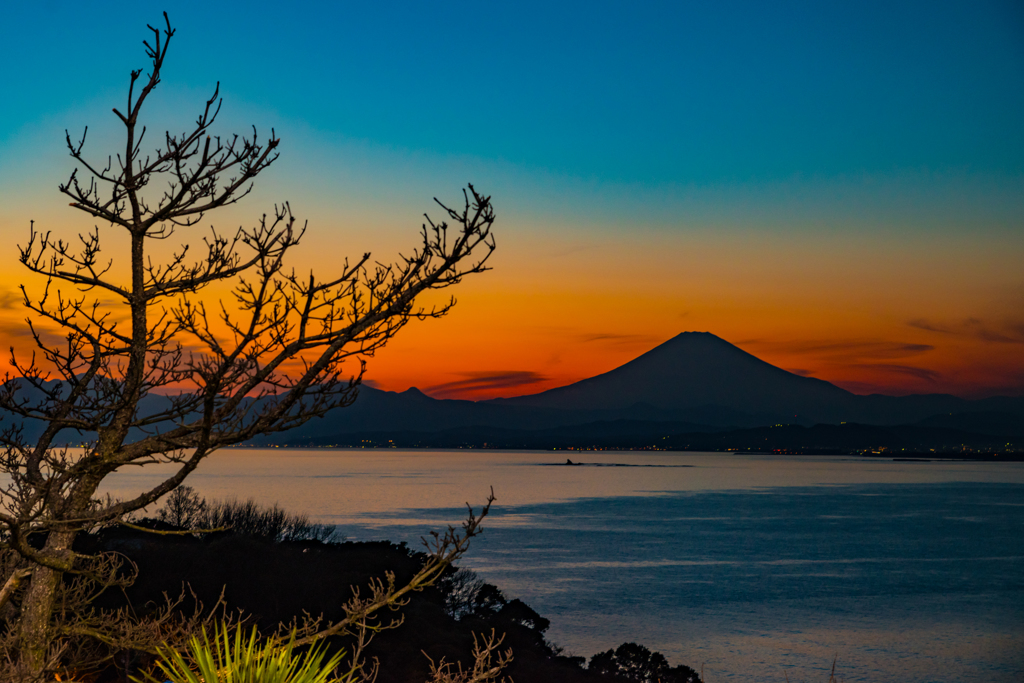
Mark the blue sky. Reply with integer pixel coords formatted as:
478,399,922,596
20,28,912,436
1,0,1022,397
4,0,1022,185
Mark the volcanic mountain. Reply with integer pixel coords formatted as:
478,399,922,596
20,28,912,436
488,332,855,423
250,331,1023,443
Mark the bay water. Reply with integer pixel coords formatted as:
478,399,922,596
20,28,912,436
101,450,1024,682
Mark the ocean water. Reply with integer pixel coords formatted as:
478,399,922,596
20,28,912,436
99,450,1024,682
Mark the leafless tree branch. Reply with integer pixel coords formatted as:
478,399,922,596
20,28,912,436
0,13,496,679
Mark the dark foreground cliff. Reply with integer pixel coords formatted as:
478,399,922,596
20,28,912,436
77,525,701,683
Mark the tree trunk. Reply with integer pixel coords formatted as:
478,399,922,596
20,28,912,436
18,531,75,679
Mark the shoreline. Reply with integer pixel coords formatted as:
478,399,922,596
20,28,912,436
222,443,1024,460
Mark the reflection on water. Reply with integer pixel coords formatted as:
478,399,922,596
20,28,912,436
100,450,1024,521
98,450,1024,682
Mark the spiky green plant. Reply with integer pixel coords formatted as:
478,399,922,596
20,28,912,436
135,622,346,683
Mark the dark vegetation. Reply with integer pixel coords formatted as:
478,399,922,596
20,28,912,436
154,486,338,543
76,491,702,683
589,643,702,683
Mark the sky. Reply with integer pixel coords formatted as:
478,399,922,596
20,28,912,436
0,0,1022,400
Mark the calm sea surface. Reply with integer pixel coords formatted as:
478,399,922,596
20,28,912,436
101,450,1024,682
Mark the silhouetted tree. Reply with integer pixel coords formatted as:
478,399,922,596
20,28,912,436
589,642,701,683
439,567,486,621
154,486,207,530
0,13,495,680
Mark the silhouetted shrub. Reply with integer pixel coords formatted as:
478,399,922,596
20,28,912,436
152,486,338,543
141,621,345,683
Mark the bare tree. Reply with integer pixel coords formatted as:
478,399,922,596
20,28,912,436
153,485,207,530
426,630,513,683
0,13,495,679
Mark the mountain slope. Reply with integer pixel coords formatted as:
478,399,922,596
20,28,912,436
489,332,857,423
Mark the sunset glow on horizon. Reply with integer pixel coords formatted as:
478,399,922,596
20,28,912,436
1,1,1021,402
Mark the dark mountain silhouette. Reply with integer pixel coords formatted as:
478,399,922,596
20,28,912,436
245,386,741,445
488,332,1024,426
915,411,1024,438
489,332,856,423
5,332,1022,450
254,332,1022,448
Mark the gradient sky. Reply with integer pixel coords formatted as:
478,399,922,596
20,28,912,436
1,0,1022,400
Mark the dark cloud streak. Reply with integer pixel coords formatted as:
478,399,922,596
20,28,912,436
740,338,934,359
426,371,549,397
908,317,1024,344
863,363,941,383
577,333,662,346
0,288,23,311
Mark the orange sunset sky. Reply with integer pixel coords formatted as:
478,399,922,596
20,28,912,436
1,2,1022,401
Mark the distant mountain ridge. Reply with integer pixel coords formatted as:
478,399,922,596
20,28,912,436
250,331,1023,447
4,332,1022,449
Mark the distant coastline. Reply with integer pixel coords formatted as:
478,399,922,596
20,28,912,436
236,417,1023,459
225,442,1024,461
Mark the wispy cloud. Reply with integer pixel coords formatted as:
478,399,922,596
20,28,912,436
832,379,887,395
907,318,952,334
0,288,23,311
576,332,662,347
831,363,942,395
863,363,941,383
740,338,934,359
5,327,40,339
908,317,1024,344
426,371,549,398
